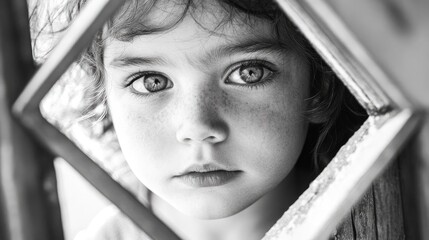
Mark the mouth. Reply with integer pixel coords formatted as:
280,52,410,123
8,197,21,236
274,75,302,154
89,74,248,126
174,164,241,188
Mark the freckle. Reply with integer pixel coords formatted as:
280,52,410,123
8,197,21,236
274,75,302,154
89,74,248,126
221,92,231,107
155,108,169,125
220,91,234,115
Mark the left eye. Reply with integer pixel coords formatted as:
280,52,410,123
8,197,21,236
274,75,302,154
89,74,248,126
226,62,274,85
128,73,173,94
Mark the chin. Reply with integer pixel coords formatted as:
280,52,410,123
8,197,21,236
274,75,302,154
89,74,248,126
184,205,244,220
171,192,257,220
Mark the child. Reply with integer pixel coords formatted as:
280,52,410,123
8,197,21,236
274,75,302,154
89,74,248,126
34,0,366,239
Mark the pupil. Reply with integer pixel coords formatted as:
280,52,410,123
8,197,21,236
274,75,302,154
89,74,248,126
240,66,262,83
144,75,167,92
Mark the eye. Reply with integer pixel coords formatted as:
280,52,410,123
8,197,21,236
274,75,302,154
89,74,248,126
225,61,275,86
127,72,173,94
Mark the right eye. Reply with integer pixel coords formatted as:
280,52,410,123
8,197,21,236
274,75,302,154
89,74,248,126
127,72,173,94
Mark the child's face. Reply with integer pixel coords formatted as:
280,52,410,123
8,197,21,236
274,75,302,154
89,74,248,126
103,1,310,219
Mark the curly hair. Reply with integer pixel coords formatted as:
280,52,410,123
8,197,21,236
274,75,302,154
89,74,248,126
32,0,367,172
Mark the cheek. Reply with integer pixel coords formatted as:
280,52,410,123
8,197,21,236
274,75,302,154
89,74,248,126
106,92,175,176
224,72,310,178
233,98,307,162
105,78,172,147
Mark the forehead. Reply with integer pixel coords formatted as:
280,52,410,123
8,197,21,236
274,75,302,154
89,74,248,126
109,0,270,37
106,0,278,43
104,0,283,64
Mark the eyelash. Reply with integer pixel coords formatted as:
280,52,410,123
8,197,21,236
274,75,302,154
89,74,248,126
124,71,159,87
123,60,279,97
123,71,172,98
223,59,279,90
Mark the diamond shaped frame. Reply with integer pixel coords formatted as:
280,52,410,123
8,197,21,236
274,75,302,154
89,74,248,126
12,0,422,239
13,0,179,239
263,0,422,239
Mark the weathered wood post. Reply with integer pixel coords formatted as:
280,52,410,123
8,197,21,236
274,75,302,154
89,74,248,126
0,0,64,240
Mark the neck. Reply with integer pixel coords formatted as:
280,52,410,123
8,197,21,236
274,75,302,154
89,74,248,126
151,167,311,240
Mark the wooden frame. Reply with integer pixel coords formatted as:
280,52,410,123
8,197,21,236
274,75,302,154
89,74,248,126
13,0,179,239
10,0,428,239
0,1,63,239
262,0,426,239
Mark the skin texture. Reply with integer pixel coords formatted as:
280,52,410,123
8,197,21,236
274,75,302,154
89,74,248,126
103,1,310,236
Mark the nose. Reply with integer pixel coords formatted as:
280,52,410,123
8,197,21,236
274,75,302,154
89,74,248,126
175,90,228,145
176,119,228,144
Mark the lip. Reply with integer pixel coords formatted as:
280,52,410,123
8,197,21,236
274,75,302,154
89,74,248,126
174,164,241,187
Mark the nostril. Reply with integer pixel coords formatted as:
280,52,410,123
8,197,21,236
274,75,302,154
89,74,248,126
203,136,216,142
182,136,216,143
177,132,226,144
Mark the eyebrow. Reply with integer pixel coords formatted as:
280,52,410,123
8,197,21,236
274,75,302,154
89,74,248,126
214,38,290,57
199,37,291,67
109,37,291,68
109,56,168,68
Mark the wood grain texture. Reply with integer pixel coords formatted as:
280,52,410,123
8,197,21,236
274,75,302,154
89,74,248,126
352,187,377,240
400,115,429,240
333,162,406,240
333,213,354,240
0,0,64,240
373,161,406,240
